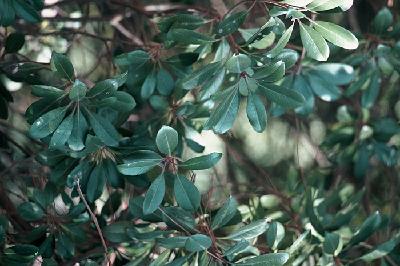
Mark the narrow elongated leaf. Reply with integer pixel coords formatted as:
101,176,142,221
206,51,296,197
246,92,267,133
86,166,105,202
156,126,178,155
361,233,400,262
141,71,156,99
299,22,329,61
226,219,269,241
0,0,15,26
5,32,25,53
212,196,238,229
236,253,289,265
174,175,200,211
282,0,313,6
323,232,342,256
31,85,64,98
216,11,247,37
114,50,150,68
168,29,213,45
204,87,240,134
268,24,294,58
117,151,162,176
87,79,117,99
87,112,120,146
29,107,67,139
307,0,351,11
179,153,222,170
143,174,165,215
49,113,73,149
157,236,187,249
313,21,358,50
267,221,285,250
306,72,341,101
68,109,88,151
260,84,305,109
13,0,41,23
156,69,174,96
184,234,212,252
50,52,74,81
18,202,44,221
372,7,393,33
347,211,382,247
181,62,221,91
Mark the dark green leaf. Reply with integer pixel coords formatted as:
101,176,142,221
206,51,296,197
216,11,247,37
68,109,88,151
17,202,44,221
86,165,105,202
156,69,174,96
226,219,268,241
179,152,222,170
117,150,162,176
69,80,87,101
49,113,73,149
184,234,212,252
246,92,267,133
143,174,165,215
13,0,41,23
211,196,238,230
260,84,305,109
50,52,74,81
87,111,120,146
204,87,240,134
5,32,25,53
323,232,342,255
267,221,285,250
156,125,179,155
29,106,67,139
174,175,201,212
268,24,294,58
347,211,382,247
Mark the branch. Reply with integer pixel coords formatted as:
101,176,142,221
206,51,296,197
76,179,110,266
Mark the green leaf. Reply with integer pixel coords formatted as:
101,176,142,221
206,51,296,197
156,69,174,96
49,113,73,149
185,138,205,153
86,166,105,202
226,54,251,73
323,232,342,256
87,79,117,99
204,87,240,134
103,222,132,243
168,29,213,45
260,84,305,109
141,71,156,99
184,234,212,252
306,72,341,102
226,219,268,241
224,240,249,261
157,236,187,249
313,21,358,50
103,159,123,188
236,253,289,266
117,150,162,176
307,0,352,11
347,211,382,247
68,109,88,151
268,24,294,58
305,189,325,234
17,202,44,221
5,32,25,53
246,92,267,133
361,71,381,109
372,7,393,33
69,80,87,101
360,233,400,262
299,22,329,61
31,85,64,98
87,111,120,146
111,91,136,112
13,0,41,23
287,230,310,254
29,106,67,139
179,152,222,170
114,50,150,68
174,175,201,212
50,52,75,81
216,11,247,37
156,125,179,155
211,196,238,230
267,221,285,250
181,62,221,91
253,61,285,82
143,174,165,215
0,0,16,26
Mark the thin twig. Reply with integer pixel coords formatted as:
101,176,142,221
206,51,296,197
76,179,110,266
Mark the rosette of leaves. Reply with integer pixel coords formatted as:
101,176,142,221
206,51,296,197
27,52,136,151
